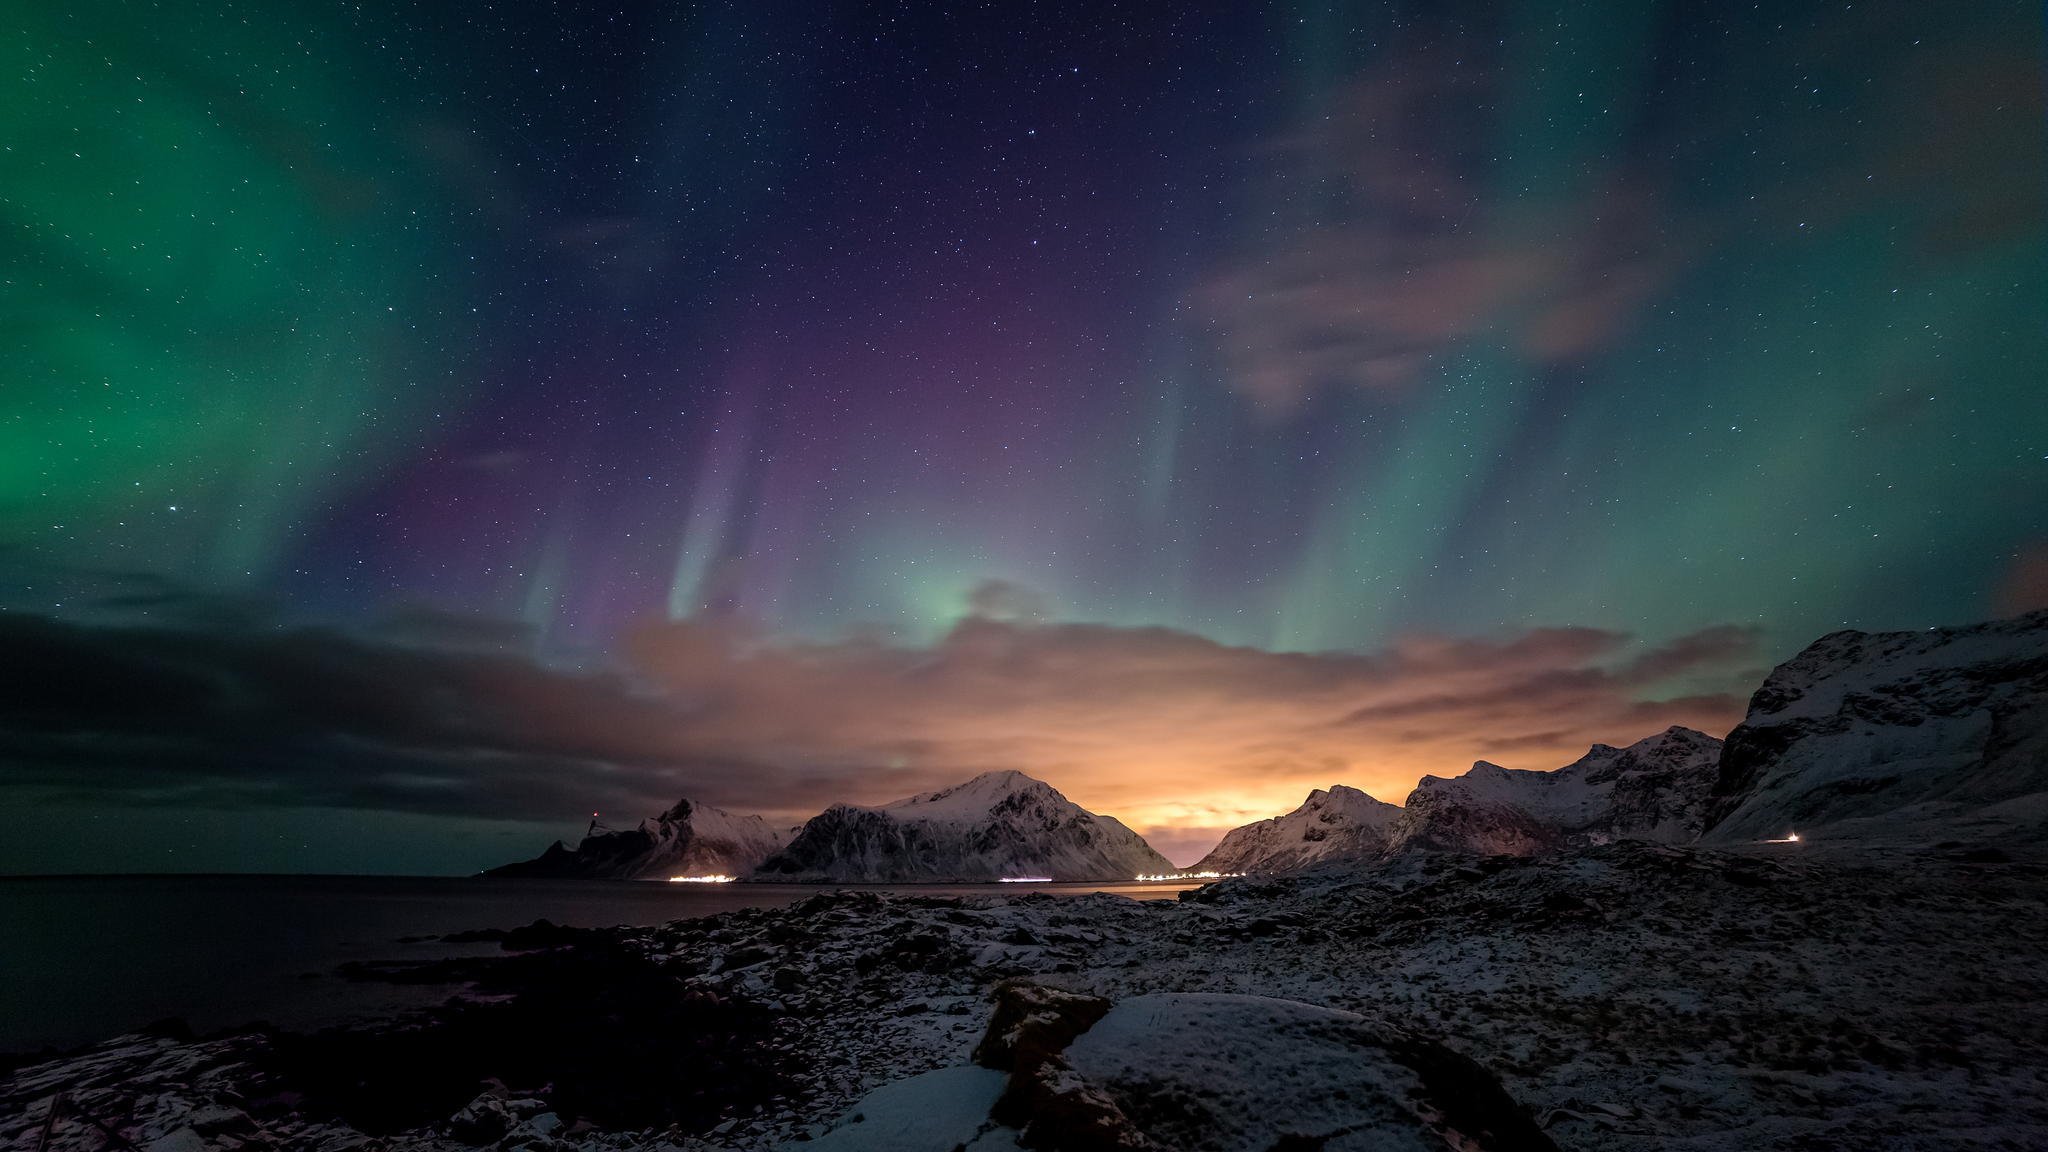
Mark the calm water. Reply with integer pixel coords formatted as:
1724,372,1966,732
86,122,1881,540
0,875,1196,1054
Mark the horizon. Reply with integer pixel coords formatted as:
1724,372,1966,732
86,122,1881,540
0,706,1737,876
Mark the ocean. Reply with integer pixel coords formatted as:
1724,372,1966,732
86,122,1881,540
0,874,1199,1054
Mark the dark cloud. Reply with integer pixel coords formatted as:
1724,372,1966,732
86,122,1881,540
0,614,763,824
0,607,1761,866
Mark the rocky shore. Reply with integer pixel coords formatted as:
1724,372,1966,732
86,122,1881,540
8,837,2047,1151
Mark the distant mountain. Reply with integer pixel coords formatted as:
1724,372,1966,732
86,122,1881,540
1702,611,2048,844
756,769,1174,883
486,799,796,880
1192,785,1401,874
1390,726,1726,855
1187,728,1725,871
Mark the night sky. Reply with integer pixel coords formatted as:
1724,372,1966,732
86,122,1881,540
4,1,2044,873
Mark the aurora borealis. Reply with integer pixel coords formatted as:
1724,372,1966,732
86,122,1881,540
3,1,2045,872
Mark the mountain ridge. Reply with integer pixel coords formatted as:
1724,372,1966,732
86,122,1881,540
758,769,1174,882
485,798,796,880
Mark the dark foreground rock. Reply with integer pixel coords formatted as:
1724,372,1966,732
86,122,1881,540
970,987,1558,1152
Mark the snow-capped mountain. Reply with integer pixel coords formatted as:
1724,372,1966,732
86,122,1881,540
1385,726,1725,856
486,798,797,880
755,769,1174,882
1702,610,2048,844
1192,785,1401,874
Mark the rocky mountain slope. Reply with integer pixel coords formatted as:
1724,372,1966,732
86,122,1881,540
1702,610,2048,844
1193,784,1401,874
486,799,796,880
755,769,1174,883
1390,726,1726,856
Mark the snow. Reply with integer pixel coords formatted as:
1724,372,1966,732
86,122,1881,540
1062,994,1442,1151
1194,784,1402,873
881,769,1050,820
783,1065,1007,1151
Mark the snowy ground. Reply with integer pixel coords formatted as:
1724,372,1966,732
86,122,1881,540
7,840,2047,1151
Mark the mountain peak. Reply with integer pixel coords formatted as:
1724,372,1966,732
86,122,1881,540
885,769,1061,819
763,770,1170,882
1193,782,1401,874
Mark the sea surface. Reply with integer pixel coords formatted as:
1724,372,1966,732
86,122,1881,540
0,874,1200,1055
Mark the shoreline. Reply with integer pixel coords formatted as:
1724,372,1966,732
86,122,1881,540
7,840,2047,1150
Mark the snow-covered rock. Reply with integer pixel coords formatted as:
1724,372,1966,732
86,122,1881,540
756,770,1174,883
486,798,797,880
1055,993,1558,1152
1701,610,2048,844
1192,784,1401,874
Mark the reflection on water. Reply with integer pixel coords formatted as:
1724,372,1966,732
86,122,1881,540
0,875,1201,1053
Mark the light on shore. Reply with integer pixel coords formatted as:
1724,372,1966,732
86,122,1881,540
997,876,1055,883
1762,832,1802,844
1135,870,1243,882
667,874,737,883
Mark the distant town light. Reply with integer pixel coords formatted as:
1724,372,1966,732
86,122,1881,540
667,874,736,883
998,876,1055,883
1134,870,1244,882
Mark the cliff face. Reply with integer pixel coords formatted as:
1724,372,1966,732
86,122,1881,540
487,799,796,880
1701,611,2048,844
756,770,1174,882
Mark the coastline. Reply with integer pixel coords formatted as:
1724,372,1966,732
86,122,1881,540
7,841,2047,1150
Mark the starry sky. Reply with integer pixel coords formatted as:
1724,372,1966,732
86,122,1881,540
3,0,2044,873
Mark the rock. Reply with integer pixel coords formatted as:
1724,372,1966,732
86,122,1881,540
971,981,1114,1074
1045,994,1560,1152
448,1093,514,1144
719,943,778,972
184,1103,255,1134
142,1128,208,1152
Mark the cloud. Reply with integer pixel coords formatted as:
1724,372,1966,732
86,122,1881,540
0,604,1761,866
1202,52,1686,416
